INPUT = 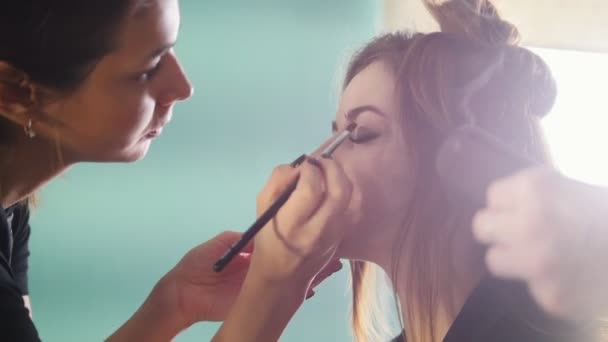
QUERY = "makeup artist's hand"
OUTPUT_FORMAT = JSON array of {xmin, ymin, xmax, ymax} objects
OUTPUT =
[
  {"xmin": 212, "ymin": 156, "xmax": 353, "ymax": 342},
  {"xmin": 108, "ymin": 230, "xmax": 342, "ymax": 342},
  {"xmin": 251, "ymin": 156, "xmax": 352, "ymax": 286},
  {"xmin": 161, "ymin": 229, "xmax": 342, "ymax": 325},
  {"xmin": 473, "ymin": 166, "xmax": 608, "ymax": 321},
  {"xmin": 107, "ymin": 231, "xmax": 251, "ymax": 342}
]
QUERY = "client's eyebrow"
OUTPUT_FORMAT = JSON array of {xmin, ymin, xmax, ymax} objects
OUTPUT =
[{"xmin": 332, "ymin": 105, "xmax": 386, "ymax": 132}]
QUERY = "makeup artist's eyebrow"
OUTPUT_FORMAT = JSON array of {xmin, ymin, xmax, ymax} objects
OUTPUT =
[
  {"xmin": 147, "ymin": 19, "xmax": 182, "ymax": 59},
  {"xmin": 345, "ymin": 105, "xmax": 386, "ymax": 120},
  {"xmin": 145, "ymin": 42, "xmax": 176, "ymax": 62}
]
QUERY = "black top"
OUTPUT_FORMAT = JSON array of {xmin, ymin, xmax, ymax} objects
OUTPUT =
[
  {"xmin": 393, "ymin": 276, "xmax": 592, "ymax": 342},
  {"xmin": 0, "ymin": 203, "xmax": 40, "ymax": 341}
]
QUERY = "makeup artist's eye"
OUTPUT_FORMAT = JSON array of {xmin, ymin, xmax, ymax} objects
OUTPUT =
[
  {"xmin": 349, "ymin": 126, "xmax": 380, "ymax": 144},
  {"xmin": 134, "ymin": 58, "xmax": 164, "ymax": 83},
  {"xmin": 136, "ymin": 64, "xmax": 161, "ymax": 82}
]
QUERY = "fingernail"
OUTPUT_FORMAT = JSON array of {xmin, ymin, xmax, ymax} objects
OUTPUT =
[
  {"xmin": 306, "ymin": 156, "xmax": 322, "ymax": 167},
  {"xmin": 306, "ymin": 290, "xmax": 315, "ymax": 300},
  {"xmin": 320, "ymin": 152, "xmax": 334, "ymax": 160},
  {"xmin": 290, "ymin": 154, "xmax": 306, "ymax": 168},
  {"xmin": 238, "ymin": 252, "xmax": 252, "ymax": 260},
  {"xmin": 332, "ymin": 262, "xmax": 343, "ymax": 273}
]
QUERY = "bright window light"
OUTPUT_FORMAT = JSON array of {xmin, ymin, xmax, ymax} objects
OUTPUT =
[{"xmin": 531, "ymin": 48, "xmax": 608, "ymax": 186}]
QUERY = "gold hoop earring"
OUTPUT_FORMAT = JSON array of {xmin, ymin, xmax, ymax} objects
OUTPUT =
[{"xmin": 24, "ymin": 118, "xmax": 36, "ymax": 138}]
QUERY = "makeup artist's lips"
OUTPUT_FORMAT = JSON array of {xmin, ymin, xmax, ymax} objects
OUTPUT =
[
  {"xmin": 146, "ymin": 123, "xmax": 167, "ymax": 138},
  {"xmin": 146, "ymin": 117, "xmax": 171, "ymax": 139},
  {"xmin": 145, "ymin": 128, "xmax": 162, "ymax": 138}
]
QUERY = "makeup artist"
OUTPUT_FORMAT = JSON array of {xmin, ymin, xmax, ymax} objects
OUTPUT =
[
  {"xmin": 0, "ymin": 1, "xmax": 341, "ymax": 341},
  {"xmin": 474, "ymin": 166, "xmax": 608, "ymax": 322}
]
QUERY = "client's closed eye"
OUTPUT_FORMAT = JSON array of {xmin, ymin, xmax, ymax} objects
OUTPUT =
[
  {"xmin": 332, "ymin": 121, "xmax": 380, "ymax": 144},
  {"xmin": 349, "ymin": 126, "xmax": 380, "ymax": 144}
]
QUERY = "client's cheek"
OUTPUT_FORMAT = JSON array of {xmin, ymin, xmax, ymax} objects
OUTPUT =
[{"xmin": 346, "ymin": 186, "xmax": 365, "ymax": 226}]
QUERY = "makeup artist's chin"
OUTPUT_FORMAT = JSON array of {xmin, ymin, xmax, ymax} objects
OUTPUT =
[{"xmin": 118, "ymin": 135, "xmax": 156, "ymax": 162}]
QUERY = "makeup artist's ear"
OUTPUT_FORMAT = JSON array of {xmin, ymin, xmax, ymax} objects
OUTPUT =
[
  {"xmin": 256, "ymin": 164, "xmax": 299, "ymax": 215},
  {"xmin": 0, "ymin": 62, "xmax": 37, "ymax": 126}
]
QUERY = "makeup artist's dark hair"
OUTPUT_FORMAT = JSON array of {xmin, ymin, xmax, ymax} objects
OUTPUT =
[
  {"xmin": 0, "ymin": 1, "xmax": 140, "ymax": 90},
  {"xmin": 0, "ymin": 0, "xmax": 154, "ymax": 90},
  {"xmin": 344, "ymin": 1, "xmax": 558, "ymax": 341},
  {"xmin": 0, "ymin": 0, "xmax": 152, "ymax": 141}
]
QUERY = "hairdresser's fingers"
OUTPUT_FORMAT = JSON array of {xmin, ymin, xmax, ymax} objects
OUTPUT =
[
  {"xmin": 256, "ymin": 164, "xmax": 299, "ymax": 216},
  {"xmin": 472, "ymin": 209, "xmax": 517, "ymax": 246},
  {"xmin": 485, "ymin": 176, "xmax": 519, "ymax": 210},
  {"xmin": 484, "ymin": 169, "xmax": 538, "ymax": 211},
  {"xmin": 485, "ymin": 167, "xmax": 556, "ymax": 211},
  {"xmin": 485, "ymin": 245, "xmax": 528, "ymax": 280},
  {"xmin": 276, "ymin": 157, "xmax": 327, "ymax": 230},
  {"xmin": 305, "ymin": 157, "xmax": 353, "ymax": 242},
  {"xmin": 488, "ymin": 238, "xmax": 562, "ymax": 283},
  {"xmin": 474, "ymin": 206, "xmax": 551, "ymax": 249}
]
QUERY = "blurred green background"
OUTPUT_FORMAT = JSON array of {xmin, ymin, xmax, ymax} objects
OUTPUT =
[{"xmin": 29, "ymin": 1, "xmax": 379, "ymax": 341}]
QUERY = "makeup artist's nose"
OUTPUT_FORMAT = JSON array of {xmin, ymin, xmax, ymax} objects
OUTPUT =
[
  {"xmin": 170, "ymin": 64, "xmax": 194, "ymax": 102},
  {"xmin": 159, "ymin": 54, "xmax": 194, "ymax": 107},
  {"xmin": 174, "ymin": 75, "xmax": 194, "ymax": 102}
]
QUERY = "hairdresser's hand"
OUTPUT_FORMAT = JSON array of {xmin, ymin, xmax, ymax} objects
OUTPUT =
[
  {"xmin": 473, "ymin": 166, "xmax": 608, "ymax": 321},
  {"xmin": 212, "ymin": 156, "xmax": 353, "ymax": 342}
]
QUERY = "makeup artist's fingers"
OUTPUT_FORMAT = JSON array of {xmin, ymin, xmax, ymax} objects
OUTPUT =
[
  {"xmin": 256, "ymin": 164, "xmax": 299, "ymax": 215},
  {"xmin": 278, "ymin": 157, "xmax": 326, "ymax": 228},
  {"xmin": 241, "ymin": 238, "xmax": 255, "ymax": 254},
  {"xmin": 305, "ymin": 157, "xmax": 353, "ymax": 242}
]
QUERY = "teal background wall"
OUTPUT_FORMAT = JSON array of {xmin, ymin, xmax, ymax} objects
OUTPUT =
[{"xmin": 29, "ymin": 1, "xmax": 379, "ymax": 341}]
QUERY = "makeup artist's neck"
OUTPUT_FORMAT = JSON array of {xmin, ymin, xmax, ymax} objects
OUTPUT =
[{"xmin": 0, "ymin": 137, "xmax": 72, "ymax": 208}]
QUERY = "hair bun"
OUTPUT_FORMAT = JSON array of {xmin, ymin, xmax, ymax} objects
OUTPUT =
[
  {"xmin": 425, "ymin": 0, "xmax": 520, "ymax": 46},
  {"xmin": 500, "ymin": 47, "xmax": 557, "ymax": 118}
]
